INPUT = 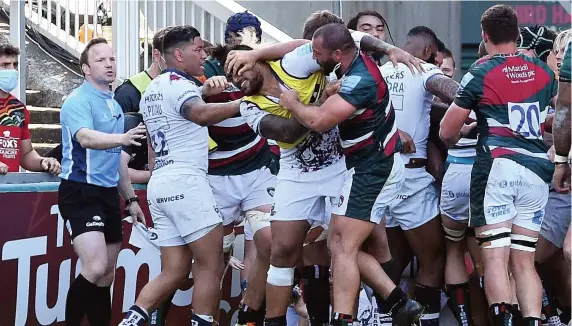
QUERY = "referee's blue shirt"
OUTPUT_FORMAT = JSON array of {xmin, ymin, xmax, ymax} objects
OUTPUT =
[{"xmin": 59, "ymin": 80, "xmax": 124, "ymax": 188}]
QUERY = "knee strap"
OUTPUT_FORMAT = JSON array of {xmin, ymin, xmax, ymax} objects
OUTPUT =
[
  {"xmin": 510, "ymin": 234, "xmax": 538, "ymax": 252},
  {"xmin": 267, "ymin": 265, "xmax": 295, "ymax": 287},
  {"xmin": 442, "ymin": 224, "xmax": 467, "ymax": 242},
  {"xmin": 222, "ymin": 231, "xmax": 236, "ymax": 254},
  {"xmin": 245, "ymin": 209, "xmax": 270, "ymax": 235},
  {"xmin": 476, "ymin": 228, "xmax": 511, "ymax": 249}
]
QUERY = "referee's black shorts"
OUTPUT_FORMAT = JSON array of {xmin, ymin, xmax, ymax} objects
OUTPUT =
[{"xmin": 58, "ymin": 179, "xmax": 123, "ymax": 243}]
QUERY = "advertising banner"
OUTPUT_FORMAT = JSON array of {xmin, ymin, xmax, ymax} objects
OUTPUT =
[{"xmin": 0, "ymin": 183, "xmax": 245, "ymax": 326}]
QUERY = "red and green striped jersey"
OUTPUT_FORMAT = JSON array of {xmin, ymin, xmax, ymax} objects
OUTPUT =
[
  {"xmin": 203, "ymin": 58, "xmax": 271, "ymax": 176},
  {"xmin": 336, "ymin": 52, "xmax": 401, "ymax": 168},
  {"xmin": 455, "ymin": 52, "xmax": 557, "ymax": 182}
]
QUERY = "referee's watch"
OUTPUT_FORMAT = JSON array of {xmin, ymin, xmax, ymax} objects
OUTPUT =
[{"xmin": 125, "ymin": 196, "xmax": 140, "ymax": 206}]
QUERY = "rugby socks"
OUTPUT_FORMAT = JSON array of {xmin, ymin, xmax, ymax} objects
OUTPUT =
[
  {"xmin": 512, "ymin": 304, "xmax": 524, "ymax": 325},
  {"xmin": 237, "ymin": 302, "xmax": 265, "ymax": 325},
  {"xmin": 149, "ymin": 293, "xmax": 175, "ymax": 326},
  {"xmin": 86, "ymin": 284, "xmax": 112, "ymax": 326},
  {"xmin": 522, "ymin": 317, "xmax": 543, "ymax": 325},
  {"xmin": 488, "ymin": 303, "xmax": 514, "ymax": 326},
  {"xmin": 540, "ymin": 287, "xmax": 562, "ymax": 326},
  {"xmin": 191, "ymin": 313, "xmax": 214, "ymax": 325},
  {"xmin": 65, "ymin": 274, "xmax": 98, "ymax": 325},
  {"xmin": 446, "ymin": 282, "xmax": 473, "ymax": 326},
  {"xmin": 330, "ymin": 312, "xmax": 354, "ymax": 325},
  {"xmin": 302, "ymin": 265, "xmax": 331, "ymax": 325},
  {"xmin": 119, "ymin": 305, "xmax": 149, "ymax": 326},
  {"xmin": 381, "ymin": 259, "xmax": 402, "ymax": 284},
  {"xmin": 264, "ymin": 315, "xmax": 287, "ymax": 326},
  {"xmin": 560, "ymin": 308, "xmax": 571, "ymax": 324},
  {"xmin": 415, "ymin": 284, "xmax": 441, "ymax": 325}
]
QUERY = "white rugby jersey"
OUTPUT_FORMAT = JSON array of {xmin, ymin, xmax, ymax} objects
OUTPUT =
[
  {"xmin": 140, "ymin": 69, "xmax": 208, "ymax": 177},
  {"xmin": 379, "ymin": 62, "xmax": 443, "ymax": 161},
  {"xmin": 448, "ymin": 111, "xmax": 478, "ymax": 158}
]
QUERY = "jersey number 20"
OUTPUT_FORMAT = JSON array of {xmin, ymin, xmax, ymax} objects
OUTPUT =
[{"xmin": 508, "ymin": 101, "xmax": 543, "ymax": 139}]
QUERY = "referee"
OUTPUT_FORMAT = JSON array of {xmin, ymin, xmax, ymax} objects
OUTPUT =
[{"xmin": 58, "ymin": 38, "xmax": 147, "ymax": 326}]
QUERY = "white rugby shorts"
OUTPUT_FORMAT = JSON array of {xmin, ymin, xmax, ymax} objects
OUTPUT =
[
  {"xmin": 146, "ymin": 174, "xmax": 222, "ymax": 246},
  {"xmin": 470, "ymin": 158, "xmax": 549, "ymax": 232},
  {"xmin": 385, "ymin": 167, "xmax": 439, "ymax": 230},
  {"xmin": 440, "ymin": 163, "xmax": 472, "ymax": 222},
  {"xmin": 209, "ymin": 166, "xmax": 276, "ymax": 226},
  {"xmin": 270, "ymin": 159, "xmax": 346, "ymax": 225}
]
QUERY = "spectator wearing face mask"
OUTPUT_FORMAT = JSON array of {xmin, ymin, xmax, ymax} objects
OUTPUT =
[{"xmin": 0, "ymin": 41, "xmax": 61, "ymax": 175}]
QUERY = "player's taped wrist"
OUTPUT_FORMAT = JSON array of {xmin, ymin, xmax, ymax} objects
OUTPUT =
[{"xmin": 554, "ymin": 154, "xmax": 569, "ymax": 164}]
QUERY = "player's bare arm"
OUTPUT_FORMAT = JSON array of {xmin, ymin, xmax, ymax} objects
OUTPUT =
[
  {"xmin": 425, "ymin": 75, "xmax": 460, "ymax": 104},
  {"xmin": 359, "ymin": 34, "xmax": 425, "ymax": 74},
  {"xmin": 258, "ymin": 114, "xmax": 308, "ymax": 144},
  {"xmin": 181, "ymin": 97, "xmax": 240, "ymax": 126},
  {"xmin": 553, "ymin": 81, "xmax": 571, "ymax": 157},
  {"xmin": 227, "ymin": 33, "xmax": 423, "ymax": 76},
  {"xmin": 552, "ymin": 80, "xmax": 571, "ymax": 193},
  {"xmin": 439, "ymin": 103, "xmax": 473, "ymax": 147},
  {"xmin": 430, "ymin": 101, "xmax": 450, "ymax": 119},
  {"xmin": 226, "ymin": 39, "xmax": 309, "ymax": 75},
  {"xmin": 281, "ymin": 90, "xmax": 356, "ymax": 133}
]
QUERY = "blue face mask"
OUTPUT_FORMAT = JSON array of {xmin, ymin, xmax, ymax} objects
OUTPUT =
[{"xmin": 0, "ymin": 69, "xmax": 18, "ymax": 93}]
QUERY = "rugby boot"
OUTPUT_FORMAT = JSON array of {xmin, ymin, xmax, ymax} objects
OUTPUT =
[
  {"xmin": 118, "ymin": 305, "xmax": 149, "ymax": 326},
  {"xmin": 191, "ymin": 314, "xmax": 214, "ymax": 326},
  {"xmin": 391, "ymin": 299, "xmax": 424, "ymax": 326}
]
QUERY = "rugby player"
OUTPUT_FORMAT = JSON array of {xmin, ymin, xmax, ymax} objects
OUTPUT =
[
  {"xmin": 347, "ymin": 10, "xmax": 393, "ymax": 65},
  {"xmin": 225, "ymin": 23, "xmax": 424, "ymax": 326},
  {"xmin": 436, "ymin": 47, "xmax": 483, "ymax": 326},
  {"xmin": 378, "ymin": 25, "xmax": 462, "ymax": 326},
  {"xmin": 276, "ymin": 23, "xmax": 424, "ymax": 325},
  {"xmin": 118, "ymin": 25, "xmax": 241, "ymax": 326},
  {"xmin": 440, "ymin": 5, "xmax": 558, "ymax": 325},
  {"xmin": 516, "ymin": 25, "xmax": 558, "ymax": 63},
  {"xmin": 201, "ymin": 13, "xmax": 277, "ymax": 326}
]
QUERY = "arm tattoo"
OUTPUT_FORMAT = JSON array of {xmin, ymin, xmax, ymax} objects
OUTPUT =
[
  {"xmin": 553, "ymin": 82, "xmax": 571, "ymax": 156},
  {"xmin": 259, "ymin": 115, "xmax": 308, "ymax": 144},
  {"xmin": 180, "ymin": 97, "xmax": 204, "ymax": 120},
  {"xmin": 359, "ymin": 34, "xmax": 394, "ymax": 55},
  {"xmin": 426, "ymin": 75, "xmax": 460, "ymax": 104}
]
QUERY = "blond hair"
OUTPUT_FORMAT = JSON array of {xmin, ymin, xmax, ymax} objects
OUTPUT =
[{"xmin": 554, "ymin": 29, "xmax": 572, "ymax": 54}]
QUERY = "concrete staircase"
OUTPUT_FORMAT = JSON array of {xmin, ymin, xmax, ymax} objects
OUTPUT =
[{"xmin": 26, "ymin": 91, "xmax": 61, "ymax": 156}]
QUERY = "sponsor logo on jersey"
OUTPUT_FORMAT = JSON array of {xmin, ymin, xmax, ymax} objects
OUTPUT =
[
  {"xmin": 156, "ymin": 194, "xmax": 185, "ymax": 204},
  {"xmin": 502, "ymin": 64, "xmax": 536, "ymax": 83}
]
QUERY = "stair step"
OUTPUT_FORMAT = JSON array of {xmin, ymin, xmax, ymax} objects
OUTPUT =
[
  {"xmin": 28, "ymin": 106, "xmax": 60, "ymax": 124},
  {"xmin": 33, "ymin": 143, "xmax": 59, "ymax": 156},
  {"xmin": 26, "ymin": 89, "xmax": 42, "ymax": 107},
  {"xmin": 29, "ymin": 124, "xmax": 61, "ymax": 144}
]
